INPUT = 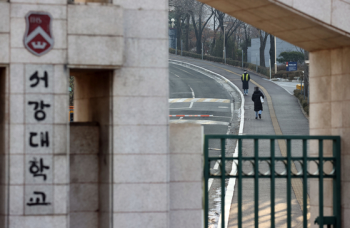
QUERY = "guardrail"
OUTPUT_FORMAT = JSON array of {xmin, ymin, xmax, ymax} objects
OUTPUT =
[{"xmin": 204, "ymin": 135, "xmax": 341, "ymax": 228}]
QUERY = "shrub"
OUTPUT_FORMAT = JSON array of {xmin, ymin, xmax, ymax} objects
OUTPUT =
[
  {"xmin": 301, "ymin": 100, "xmax": 308, "ymax": 108},
  {"xmin": 294, "ymin": 89, "xmax": 301, "ymax": 97},
  {"xmin": 294, "ymin": 89, "xmax": 309, "ymax": 116}
]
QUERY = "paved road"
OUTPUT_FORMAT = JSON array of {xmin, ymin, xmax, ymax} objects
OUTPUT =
[
  {"xmin": 268, "ymin": 80, "xmax": 300, "ymax": 95},
  {"xmin": 169, "ymin": 54, "xmax": 310, "ymax": 228},
  {"xmin": 169, "ymin": 63, "xmax": 242, "ymax": 226},
  {"xmin": 169, "ymin": 63, "xmax": 232, "ymax": 136}
]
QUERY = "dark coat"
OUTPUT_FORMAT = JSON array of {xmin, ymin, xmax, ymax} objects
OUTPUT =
[
  {"xmin": 251, "ymin": 90, "xmax": 264, "ymax": 111},
  {"xmin": 241, "ymin": 73, "xmax": 250, "ymax": 89}
]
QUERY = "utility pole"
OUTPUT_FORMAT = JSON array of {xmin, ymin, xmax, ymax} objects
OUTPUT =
[
  {"xmin": 269, "ymin": 59, "xmax": 271, "ymax": 80},
  {"xmin": 202, "ymin": 43, "xmax": 203, "ymax": 60},
  {"xmin": 175, "ymin": 38, "xmax": 177, "ymax": 55},
  {"xmin": 223, "ymin": 25, "xmax": 226, "ymax": 64},
  {"xmin": 256, "ymin": 53, "xmax": 258, "ymax": 72},
  {"xmin": 242, "ymin": 49, "xmax": 243, "ymax": 68},
  {"xmin": 274, "ymin": 36, "xmax": 277, "ymax": 73}
]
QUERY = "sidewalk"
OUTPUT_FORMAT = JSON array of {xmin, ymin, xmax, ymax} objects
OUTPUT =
[{"xmin": 169, "ymin": 54, "xmax": 309, "ymax": 227}]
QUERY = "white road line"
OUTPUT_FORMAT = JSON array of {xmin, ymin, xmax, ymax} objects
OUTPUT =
[
  {"xmin": 169, "ymin": 120, "xmax": 229, "ymax": 126},
  {"xmin": 169, "ymin": 60, "xmax": 245, "ymax": 228},
  {"xmin": 174, "ymin": 73, "xmax": 180, "ymax": 78},
  {"xmin": 169, "ymin": 98, "xmax": 231, "ymax": 103},
  {"xmin": 189, "ymin": 86, "xmax": 195, "ymax": 108}
]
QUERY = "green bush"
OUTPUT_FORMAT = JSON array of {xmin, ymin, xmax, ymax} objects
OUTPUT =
[
  {"xmin": 293, "ymin": 89, "xmax": 309, "ymax": 116},
  {"xmin": 294, "ymin": 89, "xmax": 301, "ymax": 97},
  {"xmin": 301, "ymin": 100, "xmax": 308, "ymax": 108},
  {"xmin": 272, "ymin": 70, "xmax": 303, "ymax": 79}
]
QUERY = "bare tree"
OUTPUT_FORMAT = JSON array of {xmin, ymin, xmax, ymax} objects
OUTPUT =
[
  {"xmin": 241, "ymin": 23, "xmax": 251, "ymax": 62},
  {"xmin": 214, "ymin": 10, "xmax": 242, "ymax": 46},
  {"xmin": 258, "ymin": 29, "xmax": 269, "ymax": 67},
  {"xmin": 172, "ymin": 0, "xmax": 195, "ymax": 50},
  {"xmin": 189, "ymin": 2, "xmax": 214, "ymax": 54}
]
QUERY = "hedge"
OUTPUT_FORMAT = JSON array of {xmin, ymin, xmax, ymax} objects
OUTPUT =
[
  {"xmin": 169, "ymin": 48, "xmax": 271, "ymax": 77},
  {"xmin": 294, "ymin": 89, "xmax": 309, "ymax": 116}
]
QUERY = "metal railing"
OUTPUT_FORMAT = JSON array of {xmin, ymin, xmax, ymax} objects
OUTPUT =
[{"xmin": 204, "ymin": 135, "xmax": 341, "ymax": 228}]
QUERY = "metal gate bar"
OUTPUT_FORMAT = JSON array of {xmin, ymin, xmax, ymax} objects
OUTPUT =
[{"xmin": 204, "ymin": 135, "xmax": 341, "ymax": 228}]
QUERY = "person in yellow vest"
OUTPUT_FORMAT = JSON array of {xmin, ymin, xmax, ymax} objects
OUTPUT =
[{"xmin": 241, "ymin": 70, "xmax": 250, "ymax": 95}]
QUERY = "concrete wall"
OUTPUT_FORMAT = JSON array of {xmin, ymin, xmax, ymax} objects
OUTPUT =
[
  {"xmin": 248, "ymin": 37, "xmax": 298, "ymax": 66},
  {"xmin": 169, "ymin": 124, "xmax": 203, "ymax": 228},
  {"xmin": 0, "ymin": 0, "xmax": 203, "ymax": 227},
  {"xmin": 0, "ymin": 67, "xmax": 8, "ymax": 228},
  {"xmin": 72, "ymin": 70, "xmax": 113, "ymax": 228},
  {"xmin": 69, "ymin": 122, "xmax": 100, "ymax": 228},
  {"xmin": 111, "ymin": 1, "xmax": 169, "ymax": 227},
  {"xmin": 309, "ymin": 48, "xmax": 350, "ymax": 227}
]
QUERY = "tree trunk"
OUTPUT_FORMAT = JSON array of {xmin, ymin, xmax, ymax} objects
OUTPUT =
[
  {"xmin": 243, "ymin": 47, "xmax": 248, "ymax": 62},
  {"xmin": 260, "ymin": 44, "xmax": 266, "ymax": 67},
  {"xmin": 259, "ymin": 31, "xmax": 268, "ymax": 67},
  {"xmin": 269, "ymin": 34, "xmax": 275, "ymax": 68},
  {"xmin": 176, "ymin": 17, "xmax": 182, "ymax": 51},
  {"xmin": 185, "ymin": 15, "xmax": 189, "ymax": 51}
]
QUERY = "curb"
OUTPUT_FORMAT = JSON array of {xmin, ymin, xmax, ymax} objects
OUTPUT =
[{"xmin": 295, "ymin": 96, "xmax": 309, "ymax": 121}]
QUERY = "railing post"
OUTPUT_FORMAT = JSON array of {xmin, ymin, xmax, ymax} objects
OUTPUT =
[
  {"xmin": 204, "ymin": 136, "xmax": 209, "ymax": 228},
  {"xmin": 254, "ymin": 139, "xmax": 259, "ymax": 228},
  {"xmin": 270, "ymin": 139, "xmax": 275, "ymax": 228},
  {"xmin": 287, "ymin": 139, "xmax": 292, "ymax": 228},
  {"xmin": 334, "ymin": 138, "xmax": 341, "ymax": 227},
  {"xmin": 221, "ymin": 138, "xmax": 226, "ymax": 228},
  {"xmin": 303, "ymin": 139, "xmax": 308, "ymax": 228},
  {"xmin": 319, "ymin": 140, "xmax": 324, "ymax": 228},
  {"xmin": 238, "ymin": 139, "xmax": 243, "ymax": 228}
]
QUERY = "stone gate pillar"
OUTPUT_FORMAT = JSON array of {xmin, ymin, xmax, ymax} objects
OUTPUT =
[{"xmin": 0, "ymin": 0, "xmax": 174, "ymax": 227}]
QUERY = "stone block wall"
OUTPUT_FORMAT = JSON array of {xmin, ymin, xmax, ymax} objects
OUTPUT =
[
  {"xmin": 169, "ymin": 124, "xmax": 203, "ymax": 228},
  {"xmin": 0, "ymin": 0, "xmax": 206, "ymax": 227},
  {"xmin": 309, "ymin": 48, "xmax": 350, "ymax": 227},
  {"xmin": 70, "ymin": 122, "xmax": 99, "ymax": 228}
]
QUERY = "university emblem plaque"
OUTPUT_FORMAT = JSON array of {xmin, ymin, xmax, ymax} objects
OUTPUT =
[{"xmin": 24, "ymin": 12, "xmax": 54, "ymax": 56}]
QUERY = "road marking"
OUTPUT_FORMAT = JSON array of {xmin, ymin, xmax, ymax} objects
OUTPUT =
[
  {"xmin": 195, "ymin": 61, "xmax": 309, "ymax": 227},
  {"xmin": 170, "ymin": 60, "xmax": 246, "ymax": 228},
  {"xmin": 172, "ymin": 65, "xmax": 193, "ymax": 75},
  {"xmin": 218, "ymin": 106, "xmax": 229, "ymax": 109},
  {"xmin": 169, "ymin": 115, "xmax": 213, "ymax": 117},
  {"xmin": 169, "ymin": 120, "xmax": 229, "ymax": 126},
  {"xmin": 189, "ymin": 86, "xmax": 195, "ymax": 108},
  {"xmin": 169, "ymin": 98, "xmax": 230, "ymax": 103}
]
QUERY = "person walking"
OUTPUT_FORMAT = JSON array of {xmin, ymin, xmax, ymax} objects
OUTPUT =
[
  {"xmin": 241, "ymin": 69, "xmax": 250, "ymax": 95},
  {"xmin": 251, "ymin": 87, "xmax": 264, "ymax": 119}
]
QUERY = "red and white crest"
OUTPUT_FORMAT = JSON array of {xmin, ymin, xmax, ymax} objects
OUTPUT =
[{"xmin": 24, "ymin": 12, "xmax": 54, "ymax": 56}]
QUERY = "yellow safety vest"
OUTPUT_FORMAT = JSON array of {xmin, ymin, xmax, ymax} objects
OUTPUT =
[{"xmin": 242, "ymin": 73, "xmax": 249, "ymax": 81}]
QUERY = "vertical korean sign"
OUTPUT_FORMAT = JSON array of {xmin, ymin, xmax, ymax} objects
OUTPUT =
[{"xmin": 23, "ymin": 12, "xmax": 54, "ymax": 215}]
